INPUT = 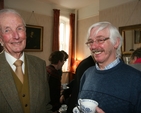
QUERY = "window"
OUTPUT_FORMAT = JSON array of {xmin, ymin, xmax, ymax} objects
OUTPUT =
[{"xmin": 59, "ymin": 16, "xmax": 70, "ymax": 72}]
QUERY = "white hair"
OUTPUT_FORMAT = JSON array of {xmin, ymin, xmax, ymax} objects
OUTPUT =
[
  {"xmin": 0, "ymin": 8, "xmax": 26, "ymax": 26},
  {"xmin": 87, "ymin": 21, "xmax": 123, "ymax": 58}
]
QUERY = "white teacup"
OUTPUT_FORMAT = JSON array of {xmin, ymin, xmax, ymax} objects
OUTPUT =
[
  {"xmin": 78, "ymin": 99, "xmax": 98, "ymax": 113},
  {"xmin": 73, "ymin": 106, "xmax": 80, "ymax": 113}
]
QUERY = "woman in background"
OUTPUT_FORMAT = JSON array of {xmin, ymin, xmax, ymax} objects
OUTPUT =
[
  {"xmin": 129, "ymin": 47, "xmax": 141, "ymax": 71},
  {"xmin": 46, "ymin": 50, "xmax": 68, "ymax": 112}
]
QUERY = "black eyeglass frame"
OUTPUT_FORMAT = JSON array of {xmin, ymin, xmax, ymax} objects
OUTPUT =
[{"xmin": 85, "ymin": 37, "xmax": 110, "ymax": 47}]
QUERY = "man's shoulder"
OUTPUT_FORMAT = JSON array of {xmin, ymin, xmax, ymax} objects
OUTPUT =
[
  {"xmin": 129, "ymin": 63, "xmax": 141, "ymax": 71},
  {"xmin": 120, "ymin": 63, "xmax": 141, "ymax": 79},
  {"xmin": 25, "ymin": 53, "xmax": 45, "ymax": 64}
]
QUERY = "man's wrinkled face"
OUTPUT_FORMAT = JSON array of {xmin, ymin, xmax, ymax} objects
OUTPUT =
[
  {"xmin": 87, "ymin": 27, "xmax": 119, "ymax": 67},
  {"xmin": 0, "ymin": 12, "xmax": 26, "ymax": 56}
]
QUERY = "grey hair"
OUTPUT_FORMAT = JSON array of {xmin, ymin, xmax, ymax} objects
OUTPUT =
[
  {"xmin": 87, "ymin": 21, "xmax": 123, "ymax": 58},
  {"xmin": 0, "ymin": 9, "xmax": 26, "ymax": 26}
]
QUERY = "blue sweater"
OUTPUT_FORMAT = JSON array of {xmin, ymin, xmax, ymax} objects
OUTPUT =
[{"xmin": 78, "ymin": 61, "xmax": 141, "ymax": 113}]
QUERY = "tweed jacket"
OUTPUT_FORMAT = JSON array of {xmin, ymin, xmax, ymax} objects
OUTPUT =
[{"xmin": 0, "ymin": 52, "xmax": 52, "ymax": 113}]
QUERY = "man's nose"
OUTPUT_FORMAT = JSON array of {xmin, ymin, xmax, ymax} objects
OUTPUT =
[
  {"xmin": 89, "ymin": 42, "xmax": 99, "ymax": 49},
  {"xmin": 13, "ymin": 31, "xmax": 20, "ymax": 39}
]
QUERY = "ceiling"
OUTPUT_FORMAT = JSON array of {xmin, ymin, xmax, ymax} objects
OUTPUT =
[{"xmin": 39, "ymin": 0, "xmax": 97, "ymax": 9}]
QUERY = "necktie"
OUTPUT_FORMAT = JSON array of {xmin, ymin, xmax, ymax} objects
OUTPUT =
[{"xmin": 14, "ymin": 60, "xmax": 24, "ymax": 83}]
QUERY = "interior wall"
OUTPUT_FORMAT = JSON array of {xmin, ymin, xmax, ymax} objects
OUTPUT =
[
  {"xmin": 77, "ymin": 16, "xmax": 99, "ymax": 60},
  {"xmin": 76, "ymin": 0, "xmax": 99, "ymax": 61},
  {"xmin": 99, "ymin": 0, "xmax": 141, "ymax": 27},
  {"xmin": 99, "ymin": 0, "xmax": 134, "ymax": 11},
  {"xmin": 78, "ymin": 0, "xmax": 99, "ymax": 20}
]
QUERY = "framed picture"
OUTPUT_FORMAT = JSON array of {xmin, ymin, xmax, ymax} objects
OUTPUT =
[
  {"xmin": 24, "ymin": 24, "xmax": 43, "ymax": 52},
  {"xmin": 119, "ymin": 24, "xmax": 141, "ymax": 53},
  {"xmin": 122, "ymin": 52, "xmax": 132, "ymax": 65},
  {"xmin": 134, "ymin": 30, "xmax": 141, "ymax": 44}
]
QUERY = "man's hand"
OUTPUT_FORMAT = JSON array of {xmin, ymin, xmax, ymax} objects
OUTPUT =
[{"xmin": 96, "ymin": 106, "xmax": 105, "ymax": 113}]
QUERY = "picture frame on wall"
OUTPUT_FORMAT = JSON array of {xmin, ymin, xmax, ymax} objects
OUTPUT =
[
  {"xmin": 122, "ymin": 52, "xmax": 132, "ymax": 65},
  {"xmin": 119, "ymin": 24, "xmax": 141, "ymax": 54},
  {"xmin": 134, "ymin": 29, "xmax": 141, "ymax": 44},
  {"xmin": 24, "ymin": 24, "xmax": 43, "ymax": 52}
]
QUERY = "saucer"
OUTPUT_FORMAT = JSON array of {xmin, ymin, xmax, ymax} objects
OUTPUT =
[
  {"xmin": 73, "ymin": 106, "xmax": 80, "ymax": 113},
  {"xmin": 63, "ymin": 86, "xmax": 69, "ymax": 90}
]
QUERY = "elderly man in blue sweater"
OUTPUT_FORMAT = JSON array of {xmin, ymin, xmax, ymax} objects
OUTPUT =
[{"xmin": 78, "ymin": 22, "xmax": 141, "ymax": 113}]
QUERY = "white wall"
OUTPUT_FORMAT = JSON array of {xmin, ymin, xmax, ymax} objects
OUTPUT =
[
  {"xmin": 78, "ymin": 0, "xmax": 99, "ymax": 20},
  {"xmin": 4, "ymin": 0, "xmax": 74, "ymax": 17},
  {"xmin": 77, "ymin": 0, "xmax": 135, "ymax": 20},
  {"xmin": 99, "ymin": 0, "xmax": 135, "ymax": 10}
]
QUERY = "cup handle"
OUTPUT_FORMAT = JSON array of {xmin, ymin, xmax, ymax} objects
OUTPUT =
[{"xmin": 78, "ymin": 99, "xmax": 82, "ymax": 105}]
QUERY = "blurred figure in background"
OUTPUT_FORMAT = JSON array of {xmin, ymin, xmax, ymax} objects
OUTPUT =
[
  {"xmin": 61, "ymin": 50, "xmax": 69, "ymax": 62},
  {"xmin": 60, "ymin": 79, "xmax": 74, "ymax": 105},
  {"xmin": 129, "ymin": 47, "xmax": 141, "ymax": 71},
  {"xmin": 58, "ymin": 50, "xmax": 69, "ymax": 76},
  {"xmin": 67, "ymin": 55, "xmax": 95, "ymax": 113},
  {"xmin": 46, "ymin": 50, "xmax": 68, "ymax": 112}
]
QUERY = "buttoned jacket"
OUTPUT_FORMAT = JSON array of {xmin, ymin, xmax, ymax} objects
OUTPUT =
[{"xmin": 0, "ymin": 52, "xmax": 52, "ymax": 113}]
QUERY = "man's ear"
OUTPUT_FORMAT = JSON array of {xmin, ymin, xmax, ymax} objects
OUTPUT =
[{"xmin": 114, "ymin": 38, "xmax": 120, "ymax": 49}]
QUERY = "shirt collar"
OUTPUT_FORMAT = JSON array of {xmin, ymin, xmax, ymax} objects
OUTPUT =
[
  {"xmin": 5, "ymin": 51, "xmax": 25, "ymax": 67},
  {"xmin": 96, "ymin": 58, "xmax": 120, "ymax": 70}
]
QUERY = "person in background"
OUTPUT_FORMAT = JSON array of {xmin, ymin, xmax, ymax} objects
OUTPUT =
[
  {"xmin": 61, "ymin": 50, "xmax": 69, "ymax": 61},
  {"xmin": 78, "ymin": 22, "xmax": 141, "ymax": 113},
  {"xmin": 66, "ymin": 55, "xmax": 95, "ymax": 113},
  {"xmin": 0, "ymin": 9, "xmax": 52, "ymax": 113},
  {"xmin": 58, "ymin": 50, "xmax": 69, "ymax": 76},
  {"xmin": 46, "ymin": 50, "xmax": 68, "ymax": 112},
  {"xmin": 129, "ymin": 47, "xmax": 141, "ymax": 71},
  {"xmin": 60, "ymin": 79, "xmax": 75, "ymax": 105}
]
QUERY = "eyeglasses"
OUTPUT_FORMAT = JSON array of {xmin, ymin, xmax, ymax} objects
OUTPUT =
[{"xmin": 85, "ymin": 37, "xmax": 110, "ymax": 47}]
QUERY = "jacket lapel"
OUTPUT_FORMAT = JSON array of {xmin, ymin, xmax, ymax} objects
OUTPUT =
[
  {"xmin": 0, "ymin": 52, "xmax": 23, "ymax": 113},
  {"xmin": 25, "ymin": 55, "xmax": 40, "ymax": 113}
]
